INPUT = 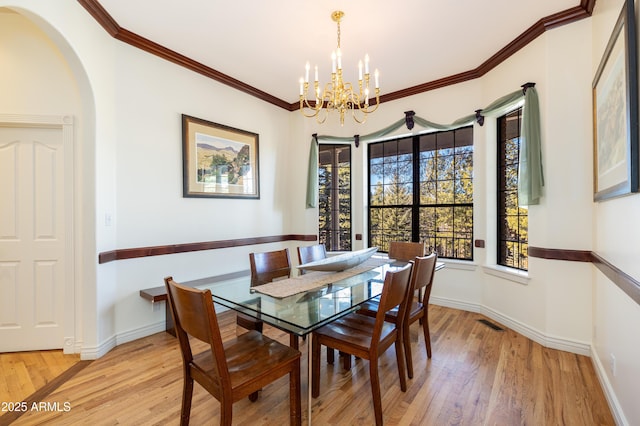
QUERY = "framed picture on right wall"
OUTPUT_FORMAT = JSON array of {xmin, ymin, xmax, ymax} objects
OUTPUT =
[{"xmin": 592, "ymin": 0, "xmax": 639, "ymax": 201}]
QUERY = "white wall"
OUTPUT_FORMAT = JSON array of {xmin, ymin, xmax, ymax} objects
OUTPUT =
[{"xmin": 110, "ymin": 39, "xmax": 296, "ymax": 343}]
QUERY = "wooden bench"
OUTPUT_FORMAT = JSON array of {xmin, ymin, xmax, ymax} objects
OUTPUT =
[{"xmin": 140, "ymin": 270, "xmax": 251, "ymax": 336}]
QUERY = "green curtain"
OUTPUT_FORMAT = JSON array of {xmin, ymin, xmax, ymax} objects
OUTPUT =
[
  {"xmin": 305, "ymin": 84, "xmax": 544, "ymax": 207},
  {"xmin": 518, "ymin": 87, "xmax": 544, "ymax": 206},
  {"xmin": 306, "ymin": 137, "xmax": 318, "ymax": 208}
]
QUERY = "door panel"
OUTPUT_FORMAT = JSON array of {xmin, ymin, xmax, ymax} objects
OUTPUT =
[{"xmin": 0, "ymin": 126, "xmax": 67, "ymax": 352}]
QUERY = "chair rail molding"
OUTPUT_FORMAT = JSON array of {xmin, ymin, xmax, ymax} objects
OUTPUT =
[{"xmin": 98, "ymin": 234, "xmax": 317, "ymax": 264}]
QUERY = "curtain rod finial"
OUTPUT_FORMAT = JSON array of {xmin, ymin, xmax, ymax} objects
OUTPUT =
[
  {"xmin": 404, "ymin": 110, "xmax": 416, "ymax": 130},
  {"xmin": 521, "ymin": 82, "xmax": 536, "ymax": 94}
]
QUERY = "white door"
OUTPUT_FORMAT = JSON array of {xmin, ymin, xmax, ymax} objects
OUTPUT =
[{"xmin": 0, "ymin": 120, "xmax": 72, "ymax": 352}]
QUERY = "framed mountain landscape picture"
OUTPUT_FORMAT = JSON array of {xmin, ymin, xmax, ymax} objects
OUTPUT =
[{"xmin": 182, "ymin": 114, "xmax": 260, "ymax": 199}]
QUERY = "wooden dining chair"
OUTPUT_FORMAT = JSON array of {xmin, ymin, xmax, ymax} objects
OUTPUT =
[
  {"xmin": 236, "ymin": 248, "xmax": 291, "ymax": 339},
  {"xmin": 164, "ymin": 277, "xmax": 301, "ymax": 426},
  {"xmin": 357, "ymin": 253, "xmax": 438, "ymax": 379},
  {"xmin": 311, "ymin": 263, "xmax": 413, "ymax": 426},
  {"xmin": 296, "ymin": 243, "xmax": 327, "ymax": 273}
]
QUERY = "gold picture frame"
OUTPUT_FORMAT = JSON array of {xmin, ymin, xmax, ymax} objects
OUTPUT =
[{"xmin": 182, "ymin": 114, "xmax": 260, "ymax": 199}]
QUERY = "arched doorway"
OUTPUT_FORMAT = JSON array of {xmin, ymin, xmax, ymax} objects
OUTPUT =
[{"xmin": 0, "ymin": 6, "xmax": 96, "ymax": 354}]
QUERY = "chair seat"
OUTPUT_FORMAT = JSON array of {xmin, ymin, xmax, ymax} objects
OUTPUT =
[
  {"xmin": 192, "ymin": 330, "xmax": 300, "ymax": 401},
  {"xmin": 358, "ymin": 299, "xmax": 400, "ymax": 322},
  {"xmin": 314, "ymin": 313, "xmax": 397, "ymax": 355},
  {"xmin": 361, "ymin": 296, "xmax": 424, "ymax": 318}
]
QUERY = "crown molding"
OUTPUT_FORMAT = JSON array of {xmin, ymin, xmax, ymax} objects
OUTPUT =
[
  {"xmin": 376, "ymin": 4, "xmax": 593, "ymax": 104},
  {"xmin": 76, "ymin": 0, "xmax": 291, "ymax": 110},
  {"xmin": 77, "ymin": 0, "xmax": 596, "ymax": 111}
]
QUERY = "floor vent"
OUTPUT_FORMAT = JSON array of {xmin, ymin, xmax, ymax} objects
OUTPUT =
[{"xmin": 478, "ymin": 319, "xmax": 505, "ymax": 331}]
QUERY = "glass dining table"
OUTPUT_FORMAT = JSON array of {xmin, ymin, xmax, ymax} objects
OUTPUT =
[{"xmin": 196, "ymin": 259, "xmax": 410, "ymax": 424}]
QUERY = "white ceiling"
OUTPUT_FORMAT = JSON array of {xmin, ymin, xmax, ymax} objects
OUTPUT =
[{"xmin": 99, "ymin": 0, "xmax": 579, "ymax": 104}]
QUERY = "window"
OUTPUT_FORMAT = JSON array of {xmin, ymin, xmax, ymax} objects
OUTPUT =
[
  {"xmin": 318, "ymin": 144, "xmax": 351, "ymax": 251},
  {"xmin": 497, "ymin": 107, "xmax": 528, "ymax": 270},
  {"xmin": 368, "ymin": 127, "xmax": 473, "ymax": 260}
]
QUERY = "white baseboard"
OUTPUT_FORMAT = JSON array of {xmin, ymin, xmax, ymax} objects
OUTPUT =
[
  {"xmin": 115, "ymin": 321, "xmax": 167, "ymax": 346},
  {"xmin": 591, "ymin": 347, "xmax": 628, "ymax": 426},
  {"xmin": 430, "ymin": 295, "xmax": 481, "ymax": 314},
  {"xmin": 430, "ymin": 296, "xmax": 591, "ymax": 356},
  {"xmin": 80, "ymin": 335, "xmax": 116, "ymax": 360},
  {"xmin": 79, "ymin": 320, "xmax": 166, "ymax": 360}
]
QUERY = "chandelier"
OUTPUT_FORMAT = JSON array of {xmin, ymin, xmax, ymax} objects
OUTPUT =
[{"xmin": 299, "ymin": 10, "xmax": 380, "ymax": 125}]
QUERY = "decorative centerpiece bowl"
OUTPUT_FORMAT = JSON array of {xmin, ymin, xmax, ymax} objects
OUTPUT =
[{"xmin": 297, "ymin": 247, "xmax": 379, "ymax": 272}]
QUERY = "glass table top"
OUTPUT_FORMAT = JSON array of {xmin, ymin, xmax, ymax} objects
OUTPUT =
[{"xmin": 197, "ymin": 261, "xmax": 410, "ymax": 336}]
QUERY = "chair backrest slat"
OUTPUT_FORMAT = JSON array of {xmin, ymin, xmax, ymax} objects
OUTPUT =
[
  {"xmin": 388, "ymin": 241, "xmax": 424, "ymax": 262},
  {"xmin": 297, "ymin": 244, "xmax": 327, "ymax": 265},
  {"xmin": 411, "ymin": 253, "xmax": 437, "ymax": 295},
  {"xmin": 405, "ymin": 253, "xmax": 437, "ymax": 321},
  {"xmin": 250, "ymin": 248, "xmax": 291, "ymax": 286}
]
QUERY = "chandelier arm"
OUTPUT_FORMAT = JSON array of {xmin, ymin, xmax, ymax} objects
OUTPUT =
[
  {"xmin": 350, "ymin": 109, "xmax": 367, "ymax": 124},
  {"xmin": 302, "ymin": 96, "xmax": 321, "ymax": 111},
  {"xmin": 300, "ymin": 108, "xmax": 322, "ymax": 119},
  {"xmin": 300, "ymin": 99, "xmax": 324, "ymax": 118},
  {"xmin": 315, "ymin": 108, "xmax": 329, "ymax": 124}
]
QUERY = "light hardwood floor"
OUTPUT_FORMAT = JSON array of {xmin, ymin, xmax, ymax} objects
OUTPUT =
[{"xmin": 0, "ymin": 305, "xmax": 614, "ymax": 425}]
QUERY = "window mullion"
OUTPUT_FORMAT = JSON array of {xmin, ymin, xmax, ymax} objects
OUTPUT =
[{"xmin": 412, "ymin": 135, "xmax": 420, "ymax": 242}]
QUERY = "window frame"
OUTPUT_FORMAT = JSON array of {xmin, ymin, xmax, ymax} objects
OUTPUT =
[
  {"xmin": 367, "ymin": 126, "xmax": 474, "ymax": 260},
  {"xmin": 496, "ymin": 107, "xmax": 528, "ymax": 271},
  {"xmin": 318, "ymin": 143, "xmax": 352, "ymax": 251}
]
